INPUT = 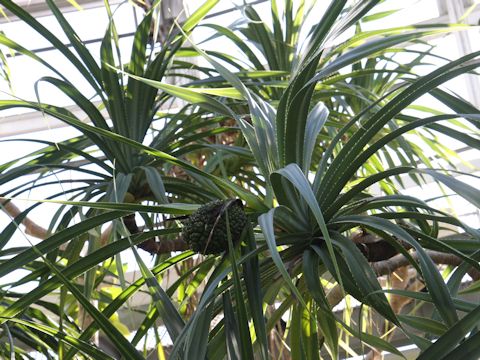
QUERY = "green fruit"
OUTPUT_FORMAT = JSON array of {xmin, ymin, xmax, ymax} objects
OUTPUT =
[{"xmin": 182, "ymin": 199, "xmax": 247, "ymax": 255}]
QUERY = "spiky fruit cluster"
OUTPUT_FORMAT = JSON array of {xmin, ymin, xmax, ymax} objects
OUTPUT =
[{"xmin": 182, "ymin": 200, "xmax": 247, "ymax": 255}]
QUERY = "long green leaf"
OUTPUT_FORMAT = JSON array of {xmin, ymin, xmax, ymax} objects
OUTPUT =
[
  {"xmin": 258, "ymin": 208, "xmax": 307, "ymax": 307},
  {"xmin": 272, "ymin": 164, "xmax": 343, "ymax": 290},
  {"xmin": 417, "ymin": 303, "xmax": 480, "ymax": 360},
  {"xmin": 0, "ymin": 211, "xmax": 125, "ymax": 279},
  {"xmin": 333, "ymin": 215, "xmax": 458, "ymax": 326},
  {"xmin": 302, "ymin": 249, "xmax": 338, "ymax": 359},
  {"xmin": 0, "ymin": 318, "xmax": 113, "ymax": 360}
]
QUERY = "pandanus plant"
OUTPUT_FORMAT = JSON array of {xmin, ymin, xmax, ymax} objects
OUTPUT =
[
  {"xmin": 136, "ymin": 1, "xmax": 480, "ymax": 358},
  {"xmin": 0, "ymin": 0, "xmax": 479, "ymax": 359},
  {"xmin": 0, "ymin": 0, "xmax": 252, "ymax": 357}
]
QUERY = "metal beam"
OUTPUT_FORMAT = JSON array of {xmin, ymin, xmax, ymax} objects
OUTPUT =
[
  {"xmin": 444, "ymin": 0, "xmax": 480, "ymax": 108},
  {"xmin": 0, "ymin": 102, "xmax": 108, "ymax": 137},
  {"xmin": 0, "ymin": 0, "xmax": 122, "ymax": 23}
]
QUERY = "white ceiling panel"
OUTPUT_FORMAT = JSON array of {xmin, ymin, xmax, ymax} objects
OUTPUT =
[{"xmin": 0, "ymin": 0, "xmax": 122, "ymax": 22}]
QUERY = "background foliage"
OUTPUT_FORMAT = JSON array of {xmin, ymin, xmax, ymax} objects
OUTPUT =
[{"xmin": 0, "ymin": 0, "xmax": 479, "ymax": 359}]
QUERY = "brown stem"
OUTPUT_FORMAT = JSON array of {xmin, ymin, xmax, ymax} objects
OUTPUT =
[
  {"xmin": 353, "ymin": 230, "xmax": 412, "ymax": 262},
  {"xmin": 123, "ymin": 214, "xmax": 189, "ymax": 254},
  {"xmin": 0, "ymin": 198, "xmax": 48, "ymax": 239},
  {"xmin": 3, "ymin": 198, "xmax": 477, "ymax": 273},
  {"xmin": 137, "ymin": 237, "xmax": 189, "ymax": 254},
  {"xmin": 356, "ymin": 241, "xmax": 400, "ymax": 262},
  {"xmin": 372, "ymin": 250, "xmax": 480, "ymax": 280},
  {"xmin": 326, "ymin": 284, "xmax": 344, "ymax": 307}
]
